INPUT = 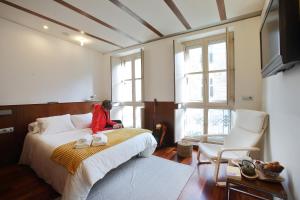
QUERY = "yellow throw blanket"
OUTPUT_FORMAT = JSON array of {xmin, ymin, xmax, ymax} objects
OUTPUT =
[{"xmin": 51, "ymin": 128, "xmax": 151, "ymax": 175}]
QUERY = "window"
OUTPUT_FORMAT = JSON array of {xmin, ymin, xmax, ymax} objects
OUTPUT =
[
  {"xmin": 208, "ymin": 42, "xmax": 227, "ymax": 103},
  {"xmin": 111, "ymin": 52, "xmax": 143, "ymax": 128},
  {"xmin": 185, "ymin": 108, "xmax": 204, "ymax": 137},
  {"xmin": 175, "ymin": 33, "xmax": 234, "ymax": 140}
]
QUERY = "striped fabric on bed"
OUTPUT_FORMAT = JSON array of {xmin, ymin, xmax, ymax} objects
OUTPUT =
[{"xmin": 51, "ymin": 128, "xmax": 151, "ymax": 174}]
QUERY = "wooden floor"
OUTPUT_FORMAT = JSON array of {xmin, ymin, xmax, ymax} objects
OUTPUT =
[
  {"xmin": 154, "ymin": 147, "xmax": 260, "ymax": 200},
  {"xmin": 0, "ymin": 147, "xmax": 259, "ymax": 200},
  {"xmin": 0, "ymin": 164, "xmax": 59, "ymax": 200}
]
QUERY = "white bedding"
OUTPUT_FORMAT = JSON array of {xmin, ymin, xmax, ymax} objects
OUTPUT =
[{"xmin": 19, "ymin": 128, "xmax": 157, "ymax": 200}]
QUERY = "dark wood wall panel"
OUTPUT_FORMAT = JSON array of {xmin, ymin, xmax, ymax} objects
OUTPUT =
[
  {"xmin": 0, "ymin": 106, "xmax": 18, "ymax": 165},
  {"xmin": 0, "ymin": 101, "xmax": 176, "ymax": 166},
  {"xmin": 0, "ymin": 102, "xmax": 98, "ymax": 166},
  {"xmin": 144, "ymin": 101, "xmax": 176, "ymax": 146}
]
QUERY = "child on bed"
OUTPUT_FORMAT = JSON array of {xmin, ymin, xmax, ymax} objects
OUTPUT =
[{"xmin": 91, "ymin": 100, "xmax": 122, "ymax": 134}]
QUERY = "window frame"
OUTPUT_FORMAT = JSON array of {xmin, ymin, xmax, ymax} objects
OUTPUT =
[
  {"xmin": 181, "ymin": 33, "xmax": 234, "ymax": 136},
  {"xmin": 112, "ymin": 52, "xmax": 144, "ymax": 128},
  {"xmin": 184, "ymin": 45, "xmax": 204, "ymax": 103}
]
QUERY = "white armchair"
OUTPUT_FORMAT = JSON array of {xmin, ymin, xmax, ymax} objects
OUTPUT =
[{"xmin": 197, "ymin": 109, "xmax": 268, "ymax": 185}]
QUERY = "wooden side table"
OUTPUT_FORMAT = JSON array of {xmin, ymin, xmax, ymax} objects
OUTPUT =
[{"xmin": 226, "ymin": 176, "xmax": 287, "ymax": 200}]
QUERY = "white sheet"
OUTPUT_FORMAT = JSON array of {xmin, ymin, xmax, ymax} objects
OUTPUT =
[{"xmin": 19, "ymin": 128, "xmax": 157, "ymax": 200}]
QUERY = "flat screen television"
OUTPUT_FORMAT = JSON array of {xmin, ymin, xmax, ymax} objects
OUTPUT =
[{"xmin": 260, "ymin": 0, "xmax": 300, "ymax": 77}]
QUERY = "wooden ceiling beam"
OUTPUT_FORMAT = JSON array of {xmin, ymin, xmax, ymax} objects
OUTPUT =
[
  {"xmin": 109, "ymin": 0, "xmax": 164, "ymax": 37},
  {"xmin": 53, "ymin": 0, "xmax": 141, "ymax": 43},
  {"xmin": 164, "ymin": 0, "xmax": 191, "ymax": 30},
  {"xmin": 216, "ymin": 0, "xmax": 227, "ymax": 20},
  {"xmin": 0, "ymin": 0, "xmax": 123, "ymax": 48}
]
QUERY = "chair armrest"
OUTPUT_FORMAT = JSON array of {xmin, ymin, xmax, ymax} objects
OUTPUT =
[
  {"xmin": 217, "ymin": 147, "xmax": 260, "ymax": 160},
  {"xmin": 220, "ymin": 147, "xmax": 260, "ymax": 153}
]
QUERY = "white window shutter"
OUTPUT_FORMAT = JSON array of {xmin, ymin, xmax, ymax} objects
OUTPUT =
[
  {"xmin": 139, "ymin": 107, "xmax": 145, "ymax": 128},
  {"xmin": 140, "ymin": 49, "xmax": 144, "ymax": 101},
  {"xmin": 173, "ymin": 40, "xmax": 186, "ymax": 103},
  {"xmin": 111, "ymin": 56, "xmax": 122, "ymax": 102},
  {"xmin": 175, "ymin": 108, "xmax": 185, "ymax": 143}
]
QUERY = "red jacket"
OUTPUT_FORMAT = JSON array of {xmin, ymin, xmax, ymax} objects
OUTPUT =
[{"xmin": 91, "ymin": 104, "xmax": 116, "ymax": 133}]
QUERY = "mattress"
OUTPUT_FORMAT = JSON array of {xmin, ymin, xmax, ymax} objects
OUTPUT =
[{"xmin": 19, "ymin": 128, "xmax": 157, "ymax": 200}]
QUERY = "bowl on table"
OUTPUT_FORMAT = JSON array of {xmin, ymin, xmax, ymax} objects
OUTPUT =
[{"xmin": 255, "ymin": 160, "xmax": 284, "ymax": 178}]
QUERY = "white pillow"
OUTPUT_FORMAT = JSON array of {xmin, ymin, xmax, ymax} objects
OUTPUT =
[
  {"xmin": 71, "ymin": 113, "xmax": 92, "ymax": 129},
  {"xmin": 37, "ymin": 114, "xmax": 75, "ymax": 135},
  {"xmin": 28, "ymin": 122, "xmax": 41, "ymax": 134}
]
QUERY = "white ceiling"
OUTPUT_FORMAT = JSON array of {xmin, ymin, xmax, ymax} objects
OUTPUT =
[
  {"xmin": 225, "ymin": 0, "xmax": 265, "ymax": 19},
  {"xmin": 0, "ymin": 0, "xmax": 265, "ymax": 53},
  {"xmin": 173, "ymin": 0, "xmax": 220, "ymax": 28},
  {"xmin": 119, "ymin": 0, "xmax": 186, "ymax": 35}
]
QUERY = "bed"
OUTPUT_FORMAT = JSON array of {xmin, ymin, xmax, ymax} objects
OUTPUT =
[{"xmin": 20, "ymin": 127, "xmax": 157, "ymax": 200}]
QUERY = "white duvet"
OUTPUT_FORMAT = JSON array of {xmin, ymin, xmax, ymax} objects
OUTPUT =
[{"xmin": 19, "ymin": 128, "xmax": 157, "ymax": 200}]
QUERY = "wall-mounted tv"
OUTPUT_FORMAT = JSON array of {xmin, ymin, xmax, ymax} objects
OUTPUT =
[{"xmin": 260, "ymin": 0, "xmax": 300, "ymax": 78}]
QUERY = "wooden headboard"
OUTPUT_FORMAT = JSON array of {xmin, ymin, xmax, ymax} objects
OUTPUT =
[{"xmin": 0, "ymin": 102, "xmax": 98, "ymax": 166}]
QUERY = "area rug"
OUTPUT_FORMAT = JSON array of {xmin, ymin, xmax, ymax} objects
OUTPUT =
[{"xmin": 87, "ymin": 156, "xmax": 194, "ymax": 200}]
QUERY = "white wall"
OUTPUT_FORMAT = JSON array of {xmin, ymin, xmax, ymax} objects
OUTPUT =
[
  {"xmin": 103, "ymin": 16, "xmax": 262, "ymax": 109},
  {"xmin": 262, "ymin": 66, "xmax": 300, "ymax": 200},
  {"xmin": 99, "ymin": 55, "xmax": 111, "ymax": 100},
  {"xmin": 261, "ymin": 1, "xmax": 300, "ymax": 197},
  {"xmin": 143, "ymin": 38, "xmax": 175, "ymax": 101},
  {"xmin": 0, "ymin": 18, "xmax": 104, "ymax": 105},
  {"xmin": 232, "ymin": 18, "xmax": 262, "ymax": 110}
]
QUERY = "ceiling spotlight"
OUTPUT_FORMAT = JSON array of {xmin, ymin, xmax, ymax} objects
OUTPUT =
[
  {"xmin": 43, "ymin": 25, "xmax": 49, "ymax": 30},
  {"xmin": 80, "ymin": 30, "xmax": 85, "ymax": 34},
  {"xmin": 75, "ymin": 36, "xmax": 88, "ymax": 47},
  {"xmin": 80, "ymin": 40, "xmax": 84, "ymax": 46}
]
